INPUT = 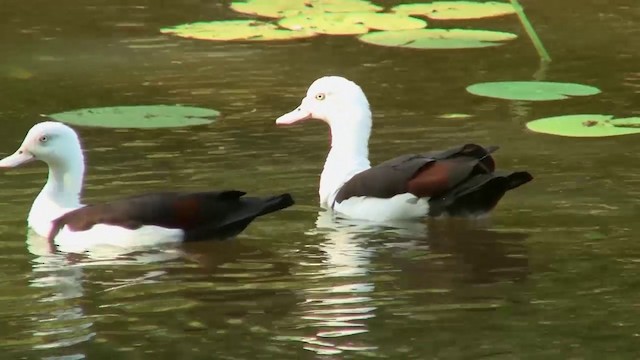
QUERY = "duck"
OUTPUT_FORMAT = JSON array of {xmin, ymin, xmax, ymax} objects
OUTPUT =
[
  {"xmin": 0, "ymin": 121, "xmax": 294, "ymax": 252},
  {"xmin": 275, "ymin": 76, "xmax": 532, "ymax": 222}
]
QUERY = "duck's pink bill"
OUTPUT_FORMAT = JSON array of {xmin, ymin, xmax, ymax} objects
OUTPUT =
[
  {"xmin": 276, "ymin": 108, "xmax": 312, "ymax": 125},
  {"xmin": 0, "ymin": 151, "xmax": 34, "ymax": 168}
]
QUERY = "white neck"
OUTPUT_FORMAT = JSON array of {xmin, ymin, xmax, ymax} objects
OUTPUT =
[
  {"xmin": 28, "ymin": 152, "xmax": 85, "ymax": 231},
  {"xmin": 319, "ymin": 109, "xmax": 372, "ymax": 208}
]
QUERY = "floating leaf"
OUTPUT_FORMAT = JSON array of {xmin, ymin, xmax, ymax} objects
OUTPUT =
[
  {"xmin": 358, "ymin": 28, "xmax": 516, "ymax": 49},
  {"xmin": 160, "ymin": 20, "xmax": 315, "ymax": 41},
  {"xmin": 279, "ymin": 12, "xmax": 426, "ymax": 35},
  {"xmin": 526, "ymin": 114, "xmax": 640, "ymax": 137},
  {"xmin": 392, "ymin": 1, "xmax": 515, "ymax": 20},
  {"xmin": 466, "ymin": 81, "xmax": 601, "ymax": 101},
  {"xmin": 230, "ymin": 0, "xmax": 382, "ymax": 19},
  {"xmin": 48, "ymin": 105, "xmax": 220, "ymax": 129}
]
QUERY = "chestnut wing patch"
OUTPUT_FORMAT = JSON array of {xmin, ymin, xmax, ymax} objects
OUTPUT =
[
  {"xmin": 334, "ymin": 144, "xmax": 498, "ymax": 204},
  {"xmin": 406, "ymin": 159, "xmax": 478, "ymax": 198}
]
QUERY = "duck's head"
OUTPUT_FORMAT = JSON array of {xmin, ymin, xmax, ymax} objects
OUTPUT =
[
  {"xmin": 0, "ymin": 121, "xmax": 83, "ymax": 169},
  {"xmin": 276, "ymin": 76, "xmax": 371, "ymax": 128}
]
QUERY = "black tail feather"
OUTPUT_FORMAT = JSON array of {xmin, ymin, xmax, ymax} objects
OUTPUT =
[
  {"xmin": 185, "ymin": 193, "xmax": 295, "ymax": 242},
  {"xmin": 505, "ymin": 171, "xmax": 533, "ymax": 190},
  {"xmin": 257, "ymin": 193, "xmax": 295, "ymax": 217},
  {"xmin": 428, "ymin": 171, "xmax": 533, "ymax": 217}
]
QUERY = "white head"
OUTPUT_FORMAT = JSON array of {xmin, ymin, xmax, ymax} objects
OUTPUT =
[
  {"xmin": 0, "ymin": 121, "xmax": 83, "ymax": 170},
  {"xmin": 276, "ymin": 76, "xmax": 374, "ymax": 207},
  {"xmin": 276, "ymin": 76, "xmax": 372, "ymax": 135}
]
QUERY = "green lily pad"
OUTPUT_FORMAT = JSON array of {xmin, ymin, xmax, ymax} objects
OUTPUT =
[
  {"xmin": 279, "ymin": 12, "xmax": 426, "ymax": 35},
  {"xmin": 392, "ymin": 1, "xmax": 515, "ymax": 20},
  {"xmin": 48, "ymin": 105, "xmax": 220, "ymax": 129},
  {"xmin": 230, "ymin": 0, "xmax": 382, "ymax": 19},
  {"xmin": 526, "ymin": 114, "xmax": 640, "ymax": 137},
  {"xmin": 160, "ymin": 20, "xmax": 315, "ymax": 41},
  {"xmin": 466, "ymin": 81, "xmax": 602, "ymax": 101},
  {"xmin": 358, "ymin": 28, "xmax": 517, "ymax": 49}
]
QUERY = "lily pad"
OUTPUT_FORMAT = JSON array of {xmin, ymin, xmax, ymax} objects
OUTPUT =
[
  {"xmin": 526, "ymin": 114, "xmax": 640, "ymax": 137},
  {"xmin": 230, "ymin": 0, "xmax": 382, "ymax": 19},
  {"xmin": 358, "ymin": 28, "xmax": 517, "ymax": 49},
  {"xmin": 392, "ymin": 1, "xmax": 516, "ymax": 20},
  {"xmin": 160, "ymin": 20, "xmax": 315, "ymax": 41},
  {"xmin": 466, "ymin": 81, "xmax": 602, "ymax": 101},
  {"xmin": 48, "ymin": 105, "xmax": 220, "ymax": 129},
  {"xmin": 279, "ymin": 12, "xmax": 427, "ymax": 35}
]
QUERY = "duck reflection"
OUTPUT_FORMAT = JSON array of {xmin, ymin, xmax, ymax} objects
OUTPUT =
[
  {"xmin": 25, "ymin": 230, "xmax": 182, "ymax": 358},
  {"xmin": 295, "ymin": 210, "xmax": 429, "ymax": 356},
  {"xmin": 426, "ymin": 219, "xmax": 530, "ymax": 284},
  {"xmin": 296, "ymin": 211, "xmax": 530, "ymax": 355}
]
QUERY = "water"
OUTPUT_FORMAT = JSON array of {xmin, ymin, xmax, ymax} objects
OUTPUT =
[{"xmin": 1, "ymin": 0, "xmax": 639, "ymax": 358}]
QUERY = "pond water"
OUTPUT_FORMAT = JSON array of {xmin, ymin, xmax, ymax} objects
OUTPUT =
[{"xmin": 1, "ymin": 0, "xmax": 639, "ymax": 358}]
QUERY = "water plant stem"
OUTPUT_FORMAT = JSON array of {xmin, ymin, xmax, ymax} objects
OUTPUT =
[{"xmin": 510, "ymin": 0, "xmax": 551, "ymax": 62}]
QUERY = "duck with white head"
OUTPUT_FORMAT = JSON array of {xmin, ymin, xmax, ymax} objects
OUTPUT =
[
  {"xmin": 276, "ymin": 76, "xmax": 532, "ymax": 222},
  {"xmin": 0, "ymin": 121, "xmax": 294, "ymax": 253}
]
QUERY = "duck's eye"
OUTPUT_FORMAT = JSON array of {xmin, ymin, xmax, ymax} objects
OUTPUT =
[
  {"xmin": 39, "ymin": 136, "xmax": 48, "ymax": 143},
  {"xmin": 315, "ymin": 93, "xmax": 326, "ymax": 101}
]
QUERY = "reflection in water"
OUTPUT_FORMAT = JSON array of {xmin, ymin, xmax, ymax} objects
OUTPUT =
[
  {"xmin": 425, "ymin": 219, "xmax": 530, "ymax": 284},
  {"xmin": 284, "ymin": 212, "xmax": 531, "ymax": 356},
  {"xmin": 25, "ymin": 231, "xmax": 181, "ymax": 358},
  {"xmin": 292, "ymin": 211, "xmax": 428, "ymax": 356},
  {"xmin": 533, "ymin": 59, "xmax": 550, "ymax": 81},
  {"xmin": 28, "ymin": 232, "xmax": 93, "ymax": 359}
]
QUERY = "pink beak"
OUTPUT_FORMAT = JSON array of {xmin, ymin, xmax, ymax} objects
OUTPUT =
[
  {"xmin": 276, "ymin": 103, "xmax": 313, "ymax": 125},
  {"xmin": 0, "ymin": 150, "xmax": 34, "ymax": 168}
]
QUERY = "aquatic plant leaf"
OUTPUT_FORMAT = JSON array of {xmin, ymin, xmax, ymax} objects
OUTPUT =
[
  {"xmin": 526, "ymin": 114, "xmax": 640, "ymax": 137},
  {"xmin": 358, "ymin": 28, "xmax": 516, "ymax": 49},
  {"xmin": 392, "ymin": 1, "xmax": 515, "ymax": 20},
  {"xmin": 279, "ymin": 12, "xmax": 426, "ymax": 35},
  {"xmin": 49, "ymin": 105, "xmax": 220, "ymax": 129},
  {"xmin": 466, "ymin": 81, "xmax": 601, "ymax": 101},
  {"xmin": 230, "ymin": 0, "xmax": 382, "ymax": 19},
  {"xmin": 160, "ymin": 20, "xmax": 315, "ymax": 41}
]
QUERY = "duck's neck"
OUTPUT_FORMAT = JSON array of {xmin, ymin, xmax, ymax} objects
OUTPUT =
[
  {"xmin": 29, "ymin": 153, "xmax": 85, "ymax": 226},
  {"xmin": 320, "ymin": 111, "xmax": 372, "ymax": 208}
]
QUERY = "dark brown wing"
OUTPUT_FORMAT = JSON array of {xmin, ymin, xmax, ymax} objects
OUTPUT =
[
  {"xmin": 334, "ymin": 144, "xmax": 497, "ymax": 203},
  {"xmin": 334, "ymin": 143, "xmax": 532, "ymax": 215},
  {"xmin": 49, "ymin": 191, "xmax": 294, "ymax": 242}
]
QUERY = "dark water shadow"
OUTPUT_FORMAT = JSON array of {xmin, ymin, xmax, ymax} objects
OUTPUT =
[
  {"xmin": 23, "ymin": 231, "xmax": 299, "ymax": 358},
  {"xmin": 283, "ymin": 212, "xmax": 530, "ymax": 356},
  {"xmin": 169, "ymin": 239, "xmax": 299, "ymax": 315},
  {"xmin": 279, "ymin": 211, "xmax": 429, "ymax": 356},
  {"xmin": 423, "ymin": 218, "xmax": 530, "ymax": 284}
]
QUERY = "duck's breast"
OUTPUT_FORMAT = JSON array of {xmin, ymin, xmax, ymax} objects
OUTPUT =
[
  {"xmin": 53, "ymin": 224, "xmax": 184, "ymax": 253},
  {"xmin": 333, "ymin": 193, "xmax": 430, "ymax": 222}
]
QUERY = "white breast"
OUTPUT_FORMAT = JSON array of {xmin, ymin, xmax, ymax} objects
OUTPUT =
[
  {"xmin": 333, "ymin": 193, "xmax": 430, "ymax": 222},
  {"xmin": 50, "ymin": 225, "xmax": 184, "ymax": 254}
]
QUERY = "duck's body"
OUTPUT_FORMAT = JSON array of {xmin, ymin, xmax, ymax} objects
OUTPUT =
[
  {"xmin": 276, "ymin": 76, "xmax": 531, "ymax": 221},
  {"xmin": 0, "ymin": 122, "xmax": 294, "ymax": 252}
]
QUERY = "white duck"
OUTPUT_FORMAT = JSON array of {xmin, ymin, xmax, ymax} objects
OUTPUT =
[
  {"xmin": 276, "ymin": 76, "xmax": 532, "ymax": 221},
  {"xmin": 0, "ymin": 122, "xmax": 294, "ymax": 253}
]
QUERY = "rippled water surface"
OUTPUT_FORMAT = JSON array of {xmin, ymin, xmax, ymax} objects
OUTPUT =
[{"xmin": 1, "ymin": 0, "xmax": 639, "ymax": 358}]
